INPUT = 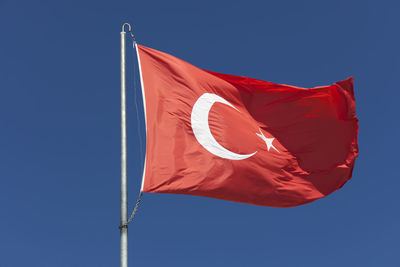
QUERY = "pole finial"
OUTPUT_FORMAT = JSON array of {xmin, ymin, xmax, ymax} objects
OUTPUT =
[
  {"xmin": 122, "ymin": 23, "xmax": 131, "ymax": 33},
  {"xmin": 121, "ymin": 23, "xmax": 135, "ymax": 42}
]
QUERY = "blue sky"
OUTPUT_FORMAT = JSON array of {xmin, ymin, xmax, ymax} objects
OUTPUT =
[{"xmin": 0, "ymin": 0, "xmax": 399, "ymax": 266}]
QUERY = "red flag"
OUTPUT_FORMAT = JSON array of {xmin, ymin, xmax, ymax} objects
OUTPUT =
[{"xmin": 136, "ymin": 44, "xmax": 358, "ymax": 207}]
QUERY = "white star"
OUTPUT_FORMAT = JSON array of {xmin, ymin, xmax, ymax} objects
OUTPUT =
[{"xmin": 256, "ymin": 129, "xmax": 279, "ymax": 153}]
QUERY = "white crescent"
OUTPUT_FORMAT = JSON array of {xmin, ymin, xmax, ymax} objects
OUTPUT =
[{"xmin": 190, "ymin": 93, "xmax": 257, "ymax": 160}]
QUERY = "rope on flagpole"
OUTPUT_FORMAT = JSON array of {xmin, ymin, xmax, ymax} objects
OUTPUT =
[
  {"xmin": 118, "ymin": 24, "xmax": 144, "ymax": 230},
  {"xmin": 119, "ymin": 191, "xmax": 143, "ymax": 229}
]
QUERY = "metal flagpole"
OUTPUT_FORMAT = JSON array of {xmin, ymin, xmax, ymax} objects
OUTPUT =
[{"xmin": 120, "ymin": 22, "xmax": 130, "ymax": 267}]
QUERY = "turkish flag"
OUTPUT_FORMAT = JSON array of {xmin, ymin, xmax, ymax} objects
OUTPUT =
[{"xmin": 136, "ymin": 44, "xmax": 358, "ymax": 207}]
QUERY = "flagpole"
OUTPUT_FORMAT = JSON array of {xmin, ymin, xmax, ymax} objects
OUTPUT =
[{"xmin": 120, "ymin": 23, "xmax": 130, "ymax": 267}]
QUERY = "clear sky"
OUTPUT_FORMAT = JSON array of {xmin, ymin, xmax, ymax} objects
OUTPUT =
[{"xmin": 1, "ymin": 0, "xmax": 399, "ymax": 266}]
